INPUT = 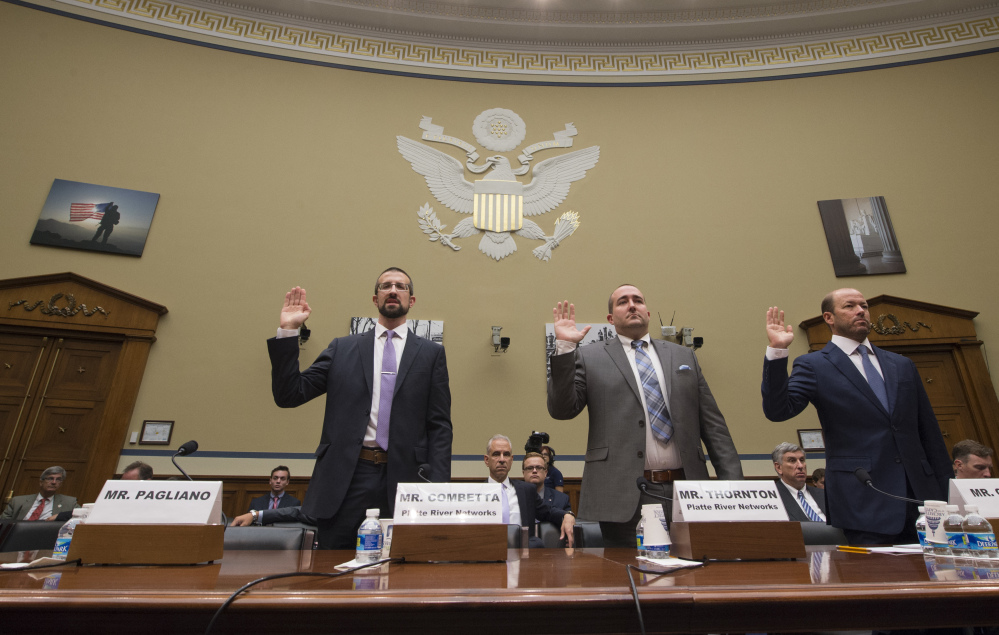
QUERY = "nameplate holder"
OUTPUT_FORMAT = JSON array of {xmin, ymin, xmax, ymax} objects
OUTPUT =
[
  {"xmin": 391, "ymin": 483, "xmax": 507, "ymax": 562},
  {"xmin": 949, "ymin": 480, "xmax": 999, "ymax": 518},
  {"xmin": 86, "ymin": 480, "xmax": 223, "ymax": 525},
  {"xmin": 672, "ymin": 481, "xmax": 787, "ymax": 522}
]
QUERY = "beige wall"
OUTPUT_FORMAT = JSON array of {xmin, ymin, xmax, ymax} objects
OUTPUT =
[{"xmin": 3, "ymin": 3, "xmax": 998, "ymax": 481}]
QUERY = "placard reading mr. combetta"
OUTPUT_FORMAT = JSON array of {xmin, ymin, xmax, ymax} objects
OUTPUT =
[
  {"xmin": 394, "ymin": 483, "xmax": 503, "ymax": 524},
  {"xmin": 672, "ymin": 481, "xmax": 787, "ymax": 522},
  {"xmin": 86, "ymin": 480, "xmax": 223, "ymax": 525}
]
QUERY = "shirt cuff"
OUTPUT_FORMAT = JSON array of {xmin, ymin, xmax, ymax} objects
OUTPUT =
[
  {"xmin": 276, "ymin": 328, "xmax": 299, "ymax": 339},
  {"xmin": 554, "ymin": 340, "xmax": 578, "ymax": 355},
  {"xmin": 766, "ymin": 347, "xmax": 790, "ymax": 360}
]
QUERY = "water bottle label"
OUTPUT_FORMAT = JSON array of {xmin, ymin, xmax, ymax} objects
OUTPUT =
[
  {"xmin": 966, "ymin": 533, "xmax": 998, "ymax": 551},
  {"xmin": 946, "ymin": 532, "xmax": 967, "ymax": 549},
  {"xmin": 53, "ymin": 537, "xmax": 71, "ymax": 558},
  {"xmin": 357, "ymin": 534, "xmax": 383, "ymax": 551},
  {"xmin": 916, "ymin": 530, "xmax": 928, "ymax": 547},
  {"xmin": 646, "ymin": 544, "xmax": 670, "ymax": 556},
  {"xmin": 636, "ymin": 534, "xmax": 644, "ymax": 549}
]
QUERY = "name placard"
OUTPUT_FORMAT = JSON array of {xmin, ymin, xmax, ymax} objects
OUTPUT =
[
  {"xmin": 86, "ymin": 480, "xmax": 223, "ymax": 524},
  {"xmin": 949, "ymin": 479, "xmax": 999, "ymax": 516},
  {"xmin": 394, "ymin": 483, "xmax": 503, "ymax": 524},
  {"xmin": 672, "ymin": 481, "xmax": 787, "ymax": 522}
]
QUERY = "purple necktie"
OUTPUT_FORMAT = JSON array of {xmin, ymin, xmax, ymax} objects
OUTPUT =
[{"xmin": 375, "ymin": 331, "xmax": 397, "ymax": 451}]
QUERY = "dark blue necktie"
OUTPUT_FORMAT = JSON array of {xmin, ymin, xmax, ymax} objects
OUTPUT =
[
  {"xmin": 858, "ymin": 345, "xmax": 889, "ymax": 411},
  {"xmin": 631, "ymin": 341, "xmax": 673, "ymax": 443}
]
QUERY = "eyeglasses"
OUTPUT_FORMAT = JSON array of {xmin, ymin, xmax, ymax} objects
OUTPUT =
[
  {"xmin": 377, "ymin": 282, "xmax": 411, "ymax": 292},
  {"xmin": 524, "ymin": 465, "xmax": 547, "ymax": 472}
]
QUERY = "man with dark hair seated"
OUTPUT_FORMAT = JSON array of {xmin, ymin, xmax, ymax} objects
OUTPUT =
[
  {"xmin": 952, "ymin": 439, "xmax": 994, "ymax": 479},
  {"xmin": 248, "ymin": 465, "xmax": 300, "ymax": 512},
  {"xmin": 121, "ymin": 461, "xmax": 153, "ymax": 480}
]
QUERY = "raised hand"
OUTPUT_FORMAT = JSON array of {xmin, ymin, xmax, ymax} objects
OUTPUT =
[
  {"xmin": 766, "ymin": 306, "xmax": 795, "ymax": 349},
  {"xmin": 280, "ymin": 286, "xmax": 312, "ymax": 330},
  {"xmin": 553, "ymin": 300, "xmax": 591, "ymax": 343}
]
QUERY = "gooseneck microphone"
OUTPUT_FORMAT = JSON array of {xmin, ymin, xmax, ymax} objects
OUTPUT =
[
  {"xmin": 853, "ymin": 467, "xmax": 923, "ymax": 505},
  {"xmin": 172, "ymin": 440, "xmax": 199, "ymax": 481},
  {"xmin": 636, "ymin": 476, "xmax": 673, "ymax": 503}
]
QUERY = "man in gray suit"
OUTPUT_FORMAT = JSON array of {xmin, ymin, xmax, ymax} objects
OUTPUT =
[
  {"xmin": 1, "ymin": 466, "xmax": 79, "ymax": 521},
  {"xmin": 771, "ymin": 442, "xmax": 826, "ymax": 523},
  {"xmin": 547, "ymin": 284, "xmax": 743, "ymax": 547}
]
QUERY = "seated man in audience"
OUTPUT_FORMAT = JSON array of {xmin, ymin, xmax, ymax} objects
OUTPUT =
[
  {"xmin": 0, "ymin": 466, "xmax": 78, "ymax": 521},
  {"xmin": 523, "ymin": 452, "xmax": 572, "ymax": 515},
  {"xmin": 248, "ymin": 465, "xmax": 300, "ymax": 512},
  {"xmin": 121, "ymin": 461, "xmax": 153, "ymax": 480},
  {"xmin": 771, "ymin": 442, "xmax": 826, "ymax": 523},
  {"xmin": 231, "ymin": 505, "xmax": 317, "ymax": 527},
  {"xmin": 811, "ymin": 467, "xmax": 825, "ymax": 489},
  {"xmin": 953, "ymin": 439, "xmax": 994, "ymax": 479},
  {"xmin": 485, "ymin": 434, "xmax": 574, "ymax": 548}
]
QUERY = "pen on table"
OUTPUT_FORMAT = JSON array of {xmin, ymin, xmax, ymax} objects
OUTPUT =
[{"xmin": 836, "ymin": 545, "xmax": 872, "ymax": 554}]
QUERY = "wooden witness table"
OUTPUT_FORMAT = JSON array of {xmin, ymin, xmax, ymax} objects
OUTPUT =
[{"xmin": 1, "ymin": 546, "xmax": 998, "ymax": 634}]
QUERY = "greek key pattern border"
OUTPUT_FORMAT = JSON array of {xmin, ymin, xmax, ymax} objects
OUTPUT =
[{"xmin": 57, "ymin": 0, "xmax": 999, "ymax": 76}]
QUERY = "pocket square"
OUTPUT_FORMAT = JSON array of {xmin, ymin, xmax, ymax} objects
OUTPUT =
[{"xmin": 677, "ymin": 365, "xmax": 691, "ymax": 371}]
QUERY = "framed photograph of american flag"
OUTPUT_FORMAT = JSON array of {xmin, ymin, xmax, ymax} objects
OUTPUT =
[{"xmin": 31, "ymin": 178, "xmax": 160, "ymax": 257}]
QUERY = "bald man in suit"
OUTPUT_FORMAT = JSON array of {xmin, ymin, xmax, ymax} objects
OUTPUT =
[{"xmin": 547, "ymin": 284, "xmax": 743, "ymax": 547}]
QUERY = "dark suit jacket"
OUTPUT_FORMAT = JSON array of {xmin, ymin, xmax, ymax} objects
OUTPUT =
[
  {"xmin": 248, "ymin": 492, "xmax": 301, "ymax": 512},
  {"xmin": 258, "ymin": 505, "xmax": 318, "ymax": 526},
  {"xmin": 548, "ymin": 337, "xmax": 743, "ymax": 523},
  {"xmin": 775, "ymin": 479, "xmax": 827, "ymax": 522},
  {"xmin": 762, "ymin": 342, "xmax": 951, "ymax": 535},
  {"xmin": 541, "ymin": 485, "xmax": 572, "ymax": 515},
  {"xmin": 269, "ymin": 330, "xmax": 452, "ymax": 520},
  {"xmin": 1, "ymin": 493, "xmax": 78, "ymax": 521}
]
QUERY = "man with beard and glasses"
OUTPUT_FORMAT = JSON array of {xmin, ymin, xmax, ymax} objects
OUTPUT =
[
  {"xmin": 762, "ymin": 288, "xmax": 951, "ymax": 545},
  {"xmin": 268, "ymin": 267, "xmax": 453, "ymax": 549}
]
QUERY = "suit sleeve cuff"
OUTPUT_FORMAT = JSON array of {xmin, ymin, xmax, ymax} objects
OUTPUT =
[{"xmin": 766, "ymin": 347, "xmax": 789, "ymax": 360}]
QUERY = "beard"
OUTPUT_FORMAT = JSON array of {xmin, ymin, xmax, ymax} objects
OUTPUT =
[{"xmin": 379, "ymin": 299, "xmax": 410, "ymax": 319}]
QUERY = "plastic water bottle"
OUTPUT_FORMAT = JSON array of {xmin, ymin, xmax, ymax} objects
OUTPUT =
[
  {"xmin": 640, "ymin": 503, "xmax": 671, "ymax": 559},
  {"xmin": 963, "ymin": 505, "xmax": 999, "ymax": 580},
  {"xmin": 52, "ymin": 508, "xmax": 87, "ymax": 560},
  {"xmin": 915, "ymin": 506, "xmax": 931, "ymax": 555},
  {"xmin": 355, "ymin": 508, "xmax": 383, "ymax": 564},
  {"xmin": 944, "ymin": 505, "xmax": 974, "ymax": 578},
  {"xmin": 635, "ymin": 515, "xmax": 646, "ymax": 557}
]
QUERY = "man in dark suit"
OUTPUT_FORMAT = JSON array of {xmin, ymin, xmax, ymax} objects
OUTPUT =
[
  {"xmin": 771, "ymin": 442, "xmax": 826, "ymax": 522},
  {"xmin": 484, "ymin": 435, "xmax": 574, "ymax": 547},
  {"xmin": 522, "ymin": 452, "xmax": 572, "ymax": 514},
  {"xmin": 268, "ymin": 267, "xmax": 452, "ymax": 549},
  {"xmin": 762, "ymin": 288, "xmax": 951, "ymax": 545},
  {"xmin": 1, "ymin": 466, "xmax": 78, "ymax": 521},
  {"xmin": 247, "ymin": 465, "xmax": 301, "ymax": 512},
  {"xmin": 547, "ymin": 285, "xmax": 743, "ymax": 547}
]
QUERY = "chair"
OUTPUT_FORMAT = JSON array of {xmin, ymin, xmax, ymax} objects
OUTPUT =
[
  {"xmin": 800, "ymin": 521, "xmax": 847, "ymax": 545},
  {"xmin": 0, "ymin": 520, "xmax": 64, "ymax": 552},
  {"xmin": 223, "ymin": 526, "xmax": 316, "ymax": 550},
  {"xmin": 573, "ymin": 521, "xmax": 603, "ymax": 548},
  {"xmin": 506, "ymin": 523, "xmax": 523, "ymax": 548}
]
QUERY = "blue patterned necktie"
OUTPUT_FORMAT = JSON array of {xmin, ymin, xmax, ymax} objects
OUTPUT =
[
  {"xmin": 631, "ymin": 340, "xmax": 673, "ymax": 443},
  {"xmin": 858, "ymin": 345, "xmax": 889, "ymax": 411},
  {"xmin": 798, "ymin": 490, "xmax": 823, "ymax": 522}
]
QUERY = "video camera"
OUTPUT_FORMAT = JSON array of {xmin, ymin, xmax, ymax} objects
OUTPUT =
[{"xmin": 525, "ymin": 431, "xmax": 550, "ymax": 455}]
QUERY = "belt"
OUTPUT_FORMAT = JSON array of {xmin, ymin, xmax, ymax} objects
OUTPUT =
[
  {"xmin": 359, "ymin": 447, "xmax": 388, "ymax": 464},
  {"xmin": 644, "ymin": 468, "xmax": 685, "ymax": 484}
]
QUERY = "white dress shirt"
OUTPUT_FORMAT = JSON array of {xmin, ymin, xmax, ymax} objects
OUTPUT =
[
  {"xmin": 779, "ymin": 479, "xmax": 826, "ymax": 522},
  {"xmin": 488, "ymin": 476, "xmax": 522, "ymax": 526}
]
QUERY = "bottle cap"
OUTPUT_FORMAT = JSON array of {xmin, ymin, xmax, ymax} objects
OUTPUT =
[
  {"xmin": 365, "ymin": 508, "xmax": 380, "ymax": 517},
  {"xmin": 966, "ymin": 505, "xmax": 979, "ymax": 513}
]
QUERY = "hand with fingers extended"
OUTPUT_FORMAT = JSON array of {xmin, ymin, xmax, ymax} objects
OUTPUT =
[
  {"xmin": 552, "ymin": 300, "xmax": 591, "ymax": 344},
  {"xmin": 280, "ymin": 286, "xmax": 312, "ymax": 330},
  {"xmin": 766, "ymin": 306, "xmax": 795, "ymax": 349}
]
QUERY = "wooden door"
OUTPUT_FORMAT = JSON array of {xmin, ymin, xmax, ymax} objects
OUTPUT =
[{"xmin": 0, "ymin": 333, "xmax": 121, "ymax": 503}]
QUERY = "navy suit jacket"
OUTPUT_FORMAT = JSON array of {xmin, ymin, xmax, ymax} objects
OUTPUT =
[
  {"xmin": 774, "ymin": 479, "xmax": 827, "ymax": 522},
  {"xmin": 248, "ymin": 492, "xmax": 301, "ymax": 512},
  {"xmin": 762, "ymin": 342, "xmax": 951, "ymax": 535},
  {"xmin": 269, "ymin": 330, "xmax": 452, "ymax": 520},
  {"xmin": 541, "ymin": 485, "xmax": 572, "ymax": 515}
]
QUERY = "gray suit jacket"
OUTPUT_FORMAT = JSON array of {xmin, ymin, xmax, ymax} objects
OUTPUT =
[
  {"xmin": 1, "ymin": 493, "xmax": 78, "ymax": 520},
  {"xmin": 775, "ymin": 479, "xmax": 827, "ymax": 522},
  {"xmin": 548, "ymin": 337, "xmax": 743, "ymax": 523}
]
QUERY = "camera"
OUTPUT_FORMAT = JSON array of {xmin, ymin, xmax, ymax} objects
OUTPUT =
[{"xmin": 525, "ymin": 431, "xmax": 550, "ymax": 455}]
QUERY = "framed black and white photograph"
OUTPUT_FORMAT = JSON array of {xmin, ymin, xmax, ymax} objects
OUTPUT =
[
  {"xmin": 817, "ymin": 196, "xmax": 906, "ymax": 277},
  {"xmin": 31, "ymin": 178, "xmax": 161, "ymax": 257},
  {"xmin": 798, "ymin": 429, "xmax": 825, "ymax": 452},
  {"xmin": 140, "ymin": 420, "xmax": 174, "ymax": 445}
]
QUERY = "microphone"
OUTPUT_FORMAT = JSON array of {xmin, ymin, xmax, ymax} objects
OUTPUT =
[
  {"xmin": 636, "ymin": 476, "xmax": 673, "ymax": 503},
  {"xmin": 417, "ymin": 464, "xmax": 432, "ymax": 483},
  {"xmin": 853, "ymin": 467, "xmax": 923, "ymax": 505},
  {"xmin": 172, "ymin": 440, "xmax": 198, "ymax": 481}
]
